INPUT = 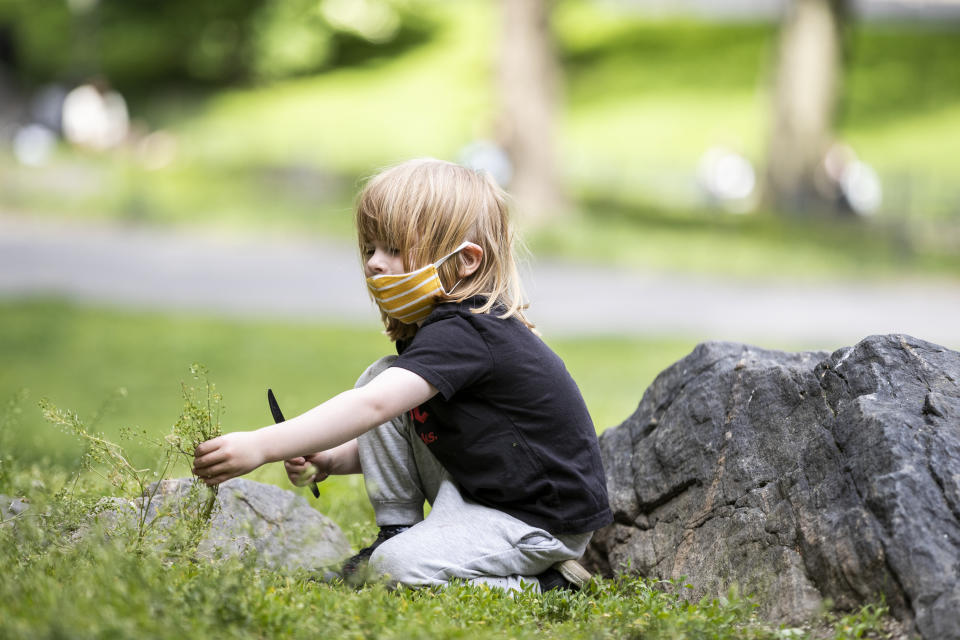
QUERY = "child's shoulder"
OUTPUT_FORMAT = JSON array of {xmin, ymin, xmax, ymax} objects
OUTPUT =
[
  {"xmin": 415, "ymin": 297, "xmax": 543, "ymax": 357},
  {"xmin": 425, "ymin": 296, "xmax": 521, "ymax": 331}
]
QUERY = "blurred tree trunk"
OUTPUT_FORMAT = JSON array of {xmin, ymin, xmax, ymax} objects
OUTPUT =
[
  {"xmin": 763, "ymin": 0, "xmax": 850, "ymax": 215},
  {"xmin": 497, "ymin": 0, "xmax": 567, "ymax": 225}
]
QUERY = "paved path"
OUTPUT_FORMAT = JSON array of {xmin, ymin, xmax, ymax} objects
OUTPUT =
[{"xmin": 2, "ymin": 215, "xmax": 959, "ymax": 350}]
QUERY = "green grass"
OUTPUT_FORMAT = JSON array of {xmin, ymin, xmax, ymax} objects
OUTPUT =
[
  {"xmin": 0, "ymin": 300, "xmax": 894, "ymax": 638},
  {"xmin": 0, "ymin": 497, "xmax": 893, "ymax": 640}
]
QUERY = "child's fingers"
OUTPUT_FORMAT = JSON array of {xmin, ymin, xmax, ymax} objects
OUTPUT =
[
  {"xmin": 284, "ymin": 465, "xmax": 306, "ymax": 480},
  {"xmin": 192, "ymin": 449, "xmax": 234, "ymax": 478},
  {"xmin": 193, "ymin": 449, "xmax": 227, "ymax": 473},
  {"xmin": 283, "ymin": 459, "xmax": 306, "ymax": 472},
  {"xmin": 194, "ymin": 437, "xmax": 224, "ymax": 457},
  {"xmin": 287, "ymin": 469, "xmax": 303, "ymax": 485},
  {"xmin": 200, "ymin": 472, "xmax": 232, "ymax": 487},
  {"xmin": 194, "ymin": 461, "xmax": 236, "ymax": 481},
  {"xmin": 283, "ymin": 461, "xmax": 307, "ymax": 486}
]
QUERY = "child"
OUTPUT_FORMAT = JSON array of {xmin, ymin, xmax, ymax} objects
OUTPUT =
[{"xmin": 192, "ymin": 158, "xmax": 612, "ymax": 592}]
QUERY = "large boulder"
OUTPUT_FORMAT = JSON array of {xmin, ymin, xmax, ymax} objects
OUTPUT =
[{"xmin": 585, "ymin": 334, "xmax": 960, "ymax": 640}]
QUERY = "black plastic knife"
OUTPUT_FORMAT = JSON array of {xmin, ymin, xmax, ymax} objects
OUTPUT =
[{"xmin": 267, "ymin": 388, "xmax": 320, "ymax": 498}]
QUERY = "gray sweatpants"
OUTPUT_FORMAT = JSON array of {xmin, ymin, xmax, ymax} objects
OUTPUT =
[{"xmin": 355, "ymin": 356, "xmax": 591, "ymax": 592}]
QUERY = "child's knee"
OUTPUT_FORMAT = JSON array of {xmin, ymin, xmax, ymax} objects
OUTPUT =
[
  {"xmin": 355, "ymin": 355, "xmax": 398, "ymax": 388},
  {"xmin": 369, "ymin": 536, "xmax": 434, "ymax": 586}
]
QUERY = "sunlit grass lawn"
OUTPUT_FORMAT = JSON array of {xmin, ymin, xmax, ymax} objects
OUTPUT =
[{"xmin": 0, "ymin": 299, "xmax": 891, "ymax": 639}]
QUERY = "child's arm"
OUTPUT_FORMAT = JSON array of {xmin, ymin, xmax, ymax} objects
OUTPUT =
[{"xmin": 192, "ymin": 367, "xmax": 436, "ymax": 486}]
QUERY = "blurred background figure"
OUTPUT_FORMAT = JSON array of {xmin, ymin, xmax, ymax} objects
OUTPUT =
[
  {"xmin": 697, "ymin": 146, "xmax": 757, "ymax": 213},
  {"xmin": 61, "ymin": 80, "xmax": 128, "ymax": 151},
  {"xmin": 12, "ymin": 122, "xmax": 56, "ymax": 167},
  {"xmin": 31, "ymin": 84, "xmax": 67, "ymax": 138},
  {"xmin": 820, "ymin": 141, "xmax": 882, "ymax": 216}
]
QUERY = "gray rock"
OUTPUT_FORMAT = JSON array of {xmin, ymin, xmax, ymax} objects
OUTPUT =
[
  {"xmin": 0, "ymin": 494, "xmax": 29, "ymax": 522},
  {"xmin": 585, "ymin": 334, "xmax": 960, "ymax": 640},
  {"xmin": 94, "ymin": 477, "xmax": 351, "ymax": 573}
]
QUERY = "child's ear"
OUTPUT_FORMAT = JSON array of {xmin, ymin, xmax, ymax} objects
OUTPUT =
[{"xmin": 458, "ymin": 243, "xmax": 483, "ymax": 278}]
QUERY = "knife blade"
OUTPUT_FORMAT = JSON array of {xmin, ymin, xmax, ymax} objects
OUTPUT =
[{"xmin": 268, "ymin": 388, "xmax": 320, "ymax": 498}]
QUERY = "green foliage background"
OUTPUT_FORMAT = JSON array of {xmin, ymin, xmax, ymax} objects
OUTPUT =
[{"xmin": 0, "ymin": 0, "xmax": 435, "ymax": 87}]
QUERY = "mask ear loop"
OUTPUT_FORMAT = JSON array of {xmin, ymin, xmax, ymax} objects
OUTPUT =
[
  {"xmin": 433, "ymin": 241, "xmax": 475, "ymax": 267},
  {"xmin": 435, "ymin": 241, "xmax": 477, "ymax": 296}
]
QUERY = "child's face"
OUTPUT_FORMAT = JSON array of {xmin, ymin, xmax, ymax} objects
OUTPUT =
[{"xmin": 363, "ymin": 241, "xmax": 405, "ymax": 277}]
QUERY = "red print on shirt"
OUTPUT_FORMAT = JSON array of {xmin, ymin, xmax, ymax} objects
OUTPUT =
[
  {"xmin": 419, "ymin": 431, "xmax": 437, "ymax": 445},
  {"xmin": 409, "ymin": 406, "xmax": 429, "ymax": 424}
]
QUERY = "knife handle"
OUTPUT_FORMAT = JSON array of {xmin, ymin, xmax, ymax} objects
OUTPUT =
[{"xmin": 268, "ymin": 388, "xmax": 321, "ymax": 499}]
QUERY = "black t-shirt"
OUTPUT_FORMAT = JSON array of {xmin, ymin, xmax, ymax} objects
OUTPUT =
[{"xmin": 391, "ymin": 297, "xmax": 613, "ymax": 535}]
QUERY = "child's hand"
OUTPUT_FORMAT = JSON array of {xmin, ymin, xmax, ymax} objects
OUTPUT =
[
  {"xmin": 284, "ymin": 453, "xmax": 330, "ymax": 487},
  {"xmin": 192, "ymin": 432, "xmax": 266, "ymax": 486}
]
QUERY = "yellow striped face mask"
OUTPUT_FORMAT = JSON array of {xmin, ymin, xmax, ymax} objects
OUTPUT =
[{"xmin": 366, "ymin": 241, "xmax": 476, "ymax": 325}]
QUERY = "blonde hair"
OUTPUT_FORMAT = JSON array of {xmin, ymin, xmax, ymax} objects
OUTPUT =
[{"xmin": 356, "ymin": 158, "xmax": 534, "ymax": 341}]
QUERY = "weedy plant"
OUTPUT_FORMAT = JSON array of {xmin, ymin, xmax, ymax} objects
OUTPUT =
[
  {"xmin": 169, "ymin": 363, "xmax": 225, "ymax": 520},
  {"xmin": 37, "ymin": 364, "xmax": 223, "ymax": 554},
  {"xmin": 39, "ymin": 388, "xmax": 174, "ymax": 548}
]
